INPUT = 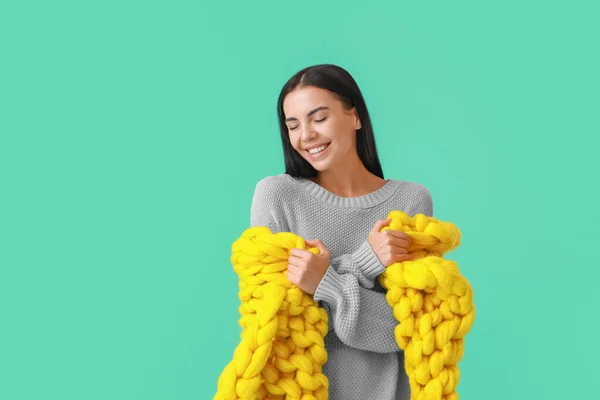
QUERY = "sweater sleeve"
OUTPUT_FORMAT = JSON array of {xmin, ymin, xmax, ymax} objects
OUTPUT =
[
  {"xmin": 328, "ymin": 240, "xmax": 385, "ymax": 289},
  {"xmin": 250, "ymin": 176, "xmax": 386, "ymax": 286},
  {"xmin": 313, "ymin": 266, "xmax": 401, "ymax": 353},
  {"xmin": 328, "ymin": 183, "xmax": 434, "ymax": 288},
  {"xmin": 311, "ymin": 185, "xmax": 436, "ymax": 353},
  {"xmin": 250, "ymin": 177, "xmax": 288, "ymax": 233},
  {"xmin": 409, "ymin": 183, "xmax": 434, "ymax": 217}
]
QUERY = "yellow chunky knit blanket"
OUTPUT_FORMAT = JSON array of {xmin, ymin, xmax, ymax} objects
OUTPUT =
[{"xmin": 214, "ymin": 210, "xmax": 475, "ymax": 400}]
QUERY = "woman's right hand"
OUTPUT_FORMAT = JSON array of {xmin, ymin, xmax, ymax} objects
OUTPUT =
[{"xmin": 367, "ymin": 218, "xmax": 412, "ymax": 267}]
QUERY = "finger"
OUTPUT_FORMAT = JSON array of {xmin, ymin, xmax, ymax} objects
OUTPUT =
[
  {"xmin": 370, "ymin": 218, "xmax": 391, "ymax": 234},
  {"xmin": 386, "ymin": 230, "xmax": 411, "ymax": 241},
  {"xmin": 392, "ymin": 253, "xmax": 412, "ymax": 263},
  {"xmin": 307, "ymin": 238, "xmax": 328, "ymax": 256},
  {"xmin": 388, "ymin": 243, "xmax": 409, "ymax": 254},
  {"xmin": 388, "ymin": 238, "xmax": 411, "ymax": 250},
  {"xmin": 288, "ymin": 264, "xmax": 305, "ymax": 281},
  {"xmin": 286, "ymin": 270, "xmax": 298, "ymax": 284},
  {"xmin": 288, "ymin": 255, "xmax": 305, "ymax": 265},
  {"xmin": 290, "ymin": 247, "xmax": 309, "ymax": 259},
  {"xmin": 304, "ymin": 239, "xmax": 318, "ymax": 250},
  {"xmin": 287, "ymin": 263, "xmax": 300, "ymax": 275}
]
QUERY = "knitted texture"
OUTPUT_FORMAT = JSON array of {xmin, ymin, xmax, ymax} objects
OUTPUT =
[
  {"xmin": 377, "ymin": 211, "xmax": 475, "ymax": 400},
  {"xmin": 214, "ymin": 227, "xmax": 330, "ymax": 400},
  {"xmin": 214, "ymin": 209, "xmax": 475, "ymax": 400},
  {"xmin": 221, "ymin": 173, "xmax": 459, "ymax": 399}
]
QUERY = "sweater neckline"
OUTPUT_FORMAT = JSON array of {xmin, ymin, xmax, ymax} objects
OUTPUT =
[{"xmin": 283, "ymin": 173, "xmax": 403, "ymax": 208}]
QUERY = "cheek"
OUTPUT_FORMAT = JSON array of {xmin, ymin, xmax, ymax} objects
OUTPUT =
[
  {"xmin": 288, "ymin": 132, "xmax": 302, "ymax": 151},
  {"xmin": 326, "ymin": 121, "xmax": 350, "ymax": 142}
]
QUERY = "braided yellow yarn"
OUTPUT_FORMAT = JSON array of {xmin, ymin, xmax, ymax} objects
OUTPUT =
[
  {"xmin": 214, "ymin": 210, "xmax": 474, "ymax": 400},
  {"xmin": 214, "ymin": 227, "xmax": 330, "ymax": 400},
  {"xmin": 377, "ymin": 210, "xmax": 475, "ymax": 400}
]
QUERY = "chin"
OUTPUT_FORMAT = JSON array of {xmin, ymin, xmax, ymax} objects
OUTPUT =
[
  {"xmin": 309, "ymin": 161, "xmax": 332, "ymax": 171},
  {"xmin": 303, "ymin": 150, "xmax": 335, "ymax": 170}
]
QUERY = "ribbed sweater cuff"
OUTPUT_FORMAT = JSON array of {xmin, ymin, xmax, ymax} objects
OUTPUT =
[
  {"xmin": 353, "ymin": 239, "xmax": 385, "ymax": 281},
  {"xmin": 313, "ymin": 266, "xmax": 345, "ymax": 305}
]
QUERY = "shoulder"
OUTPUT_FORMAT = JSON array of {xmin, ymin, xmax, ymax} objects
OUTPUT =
[
  {"xmin": 389, "ymin": 179, "xmax": 431, "ymax": 196},
  {"xmin": 403, "ymin": 181, "xmax": 432, "ymax": 196},
  {"xmin": 250, "ymin": 174, "xmax": 295, "ymax": 231},
  {"xmin": 390, "ymin": 179, "xmax": 434, "ymax": 217},
  {"xmin": 252, "ymin": 173, "xmax": 296, "ymax": 200}
]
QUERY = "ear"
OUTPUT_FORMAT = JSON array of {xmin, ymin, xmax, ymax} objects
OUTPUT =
[{"xmin": 353, "ymin": 109, "xmax": 361, "ymax": 130}]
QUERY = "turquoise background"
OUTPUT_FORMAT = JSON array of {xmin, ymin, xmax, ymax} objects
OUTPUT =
[{"xmin": 2, "ymin": 0, "xmax": 598, "ymax": 399}]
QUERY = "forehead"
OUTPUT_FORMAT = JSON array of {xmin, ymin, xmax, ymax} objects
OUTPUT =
[{"xmin": 283, "ymin": 86, "xmax": 338, "ymax": 115}]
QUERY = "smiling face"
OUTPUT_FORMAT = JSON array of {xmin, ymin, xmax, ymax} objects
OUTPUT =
[{"xmin": 283, "ymin": 86, "xmax": 362, "ymax": 172}]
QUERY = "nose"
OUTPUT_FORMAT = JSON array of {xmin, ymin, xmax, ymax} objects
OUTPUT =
[{"xmin": 300, "ymin": 124, "xmax": 317, "ymax": 142}]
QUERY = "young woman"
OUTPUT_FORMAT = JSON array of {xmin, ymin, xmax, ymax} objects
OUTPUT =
[{"xmin": 250, "ymin": 64, "xmax": 433, "ymax": 400}]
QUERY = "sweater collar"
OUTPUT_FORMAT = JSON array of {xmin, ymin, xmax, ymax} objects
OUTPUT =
[{"xmin": 284, "ymin": 174, "xmax": 403, "ymax": 209}]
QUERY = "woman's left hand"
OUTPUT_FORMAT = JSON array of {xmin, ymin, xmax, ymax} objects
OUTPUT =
[{"xmin": 287, "ymin": 239, "xmax": 331, "ymax": 294}]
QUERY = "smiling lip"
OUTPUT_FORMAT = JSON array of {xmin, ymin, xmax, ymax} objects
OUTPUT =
[
  {"xmin": 304, "ymin": 143, "xmax": 330, "ymax": 151},
  {"xmin": 306, "ymin": 143, "xmax": 330, "ymax": 158}
]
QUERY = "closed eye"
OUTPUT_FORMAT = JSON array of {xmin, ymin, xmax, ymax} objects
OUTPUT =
[{"xmin": 287, "ymin": 117, "xmax": 326, "ymax": 131}]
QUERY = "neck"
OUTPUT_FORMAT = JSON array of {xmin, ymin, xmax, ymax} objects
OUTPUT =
[{"xmin": 311, "ymin": 150, "xmax": 385, "ymax": 198}]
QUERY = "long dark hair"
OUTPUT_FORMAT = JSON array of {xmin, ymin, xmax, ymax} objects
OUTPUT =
[{"xmin": 276, "ymin": 64, "xmax": 384, "ymax": 179}]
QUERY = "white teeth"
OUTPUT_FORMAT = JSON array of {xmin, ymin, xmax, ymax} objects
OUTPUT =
[{"xmin": 308, "ymin": 144, "xmax": 328, "ymax": 154}]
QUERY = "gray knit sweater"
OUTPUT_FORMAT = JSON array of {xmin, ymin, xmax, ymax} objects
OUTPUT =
[{"xmin": 250, "ymin": 173, "xmax": 434, "ymax": 400}]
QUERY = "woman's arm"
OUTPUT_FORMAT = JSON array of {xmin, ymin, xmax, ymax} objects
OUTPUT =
[
  {"xmin": 314, "ymin": 265, "xmax": 401, "ymax": 353},
  {"xmin": 250, "ymin": 177, "xmax": 289, "ymax": 233},
  {"xmin": 330, "ymin": 184, "xmax": 434, "ymax": 289},
  {"xmin": 311, "ymin": 184, "xmax": 436, "ymax": 351},
  {"xmin": 251, "ymin": 178, "xmax": 386, "ymax": 288},
  {"xmin": 251, "ymin": 180, "xmax": 434, "ymax": 289},
  {"xmin": 327, "ymin": 241, "xmax": 385, "ymax": 289},
  {"xmin": 408, "ymin": 183, "xmax": 434, "ymax": 217},
  {"xmin": 250, "ymin": 178, "xmax": 384, "ymax": 287}
]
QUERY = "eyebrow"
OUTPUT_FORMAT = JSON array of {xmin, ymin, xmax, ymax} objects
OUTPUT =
[{"xmin": 285, "ymin": 106, "xmax": 330, "ymax": 123}]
